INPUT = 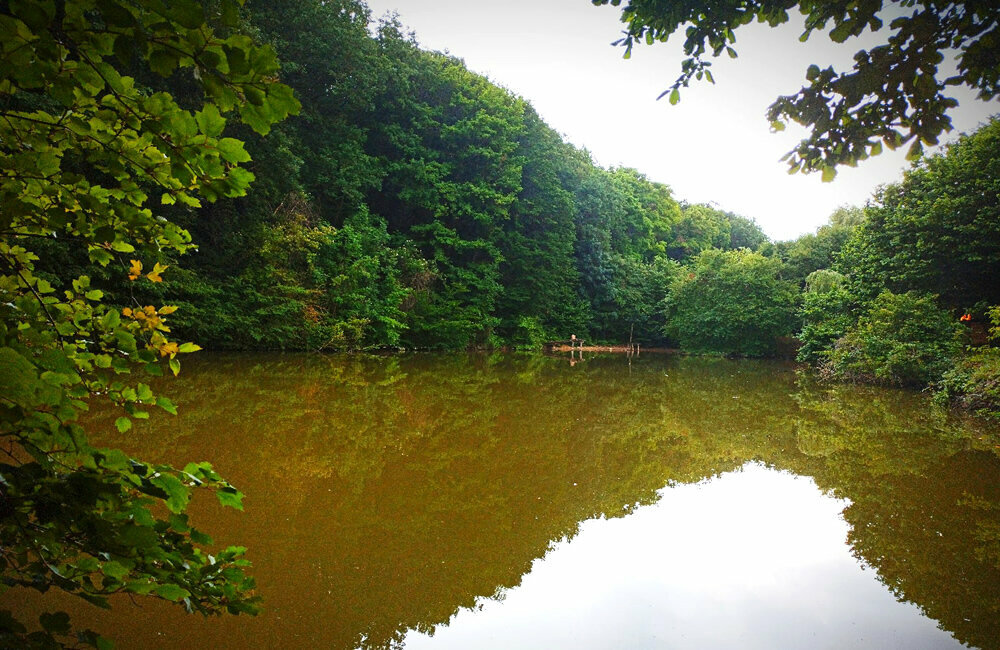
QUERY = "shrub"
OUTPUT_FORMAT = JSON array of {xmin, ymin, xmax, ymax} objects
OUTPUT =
[
  {"xmin": 933, "ymin": 305, "xmax": 1000, "ymax": 419},
  {"xmin": 823, "ymin": 291, "xmax": 963, "ymax": 385},
  {"xmin": 665, "ymin": 249, "xmax": 799, "ymax": 356},
  {"xmin": 797, "ymin": 270, "xmax": 856, "ymax": 364},
  {"xmin": 933, "ymin": 348, "xmax": 1000, "ymax": 420}
]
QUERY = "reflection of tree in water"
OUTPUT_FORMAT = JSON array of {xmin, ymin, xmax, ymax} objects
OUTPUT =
[
  {"xmin": 791, "ymin": 384, "xmax": 1000, "ymax": 650},
  {"xmin": 24, "ymin": 354, "xmax": 1000, "ymax": 650}
]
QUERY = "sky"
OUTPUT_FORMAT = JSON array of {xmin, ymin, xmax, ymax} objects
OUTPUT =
[{"xmin": 362, "ymin": 0, "xmax": 996, "ymax": 241}]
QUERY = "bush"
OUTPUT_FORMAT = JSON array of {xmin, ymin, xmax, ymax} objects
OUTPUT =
[
  {"xmin": 666, "ymin": 249, "xmax": 799, "ymax": 356},
  {"xmin": 933, "ymin": 348, "xmax": 1000, "ymax": 420},
  {"xmin": 796, "ymin": 270, "xmax": 856, "ymax": 364},
  {"xmin": 797, "ymin": 288, "xmax": 856, "ymax": 364},
  {"xmin": 823, "ymin": 291, "xmax": 963, "ymax": 385},
  {"xmin": 506, "ymin": 315, "xmax": 549, "ymax": 350},
  {"xmin": 933, "ymin": 305, "xmax": 1000, "ymax": 419}
]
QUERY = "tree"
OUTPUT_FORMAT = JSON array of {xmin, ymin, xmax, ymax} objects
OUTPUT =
[
  {"xmin": 837, "ymin": 117, "xmax": 1000, "ymax": 311},
  {"xmin": 796, "ymin": 270, "xmax": 856, "ymax": 364},
  {"xmin": 665, "ymin": 249, "xmax": 799, "ymax": 356},
  {"xmin": 365, "ymin": 27, "xmax": 525, "ymax": 348},
  {"xmin": 776, "ymin": 205, "xmax": 863, "ymax": 286},
  {"xmin": 0, "ymin": 0, "xmax": 297, "ymax": 646},
  {"xmin": 593, "ymin": 1, "xmax": 1000, "ymax": 177},
  {"xmin": 497, "ymin": 105, "xmax": 591, "ymax": 344}
]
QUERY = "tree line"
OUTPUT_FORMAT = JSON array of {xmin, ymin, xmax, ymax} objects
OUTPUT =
[
  {"xmin": 28, "ymin": 0, "xmax": 775, "ymax": 352},
  {"xmin": 44, "ymin": 0, "xmax": 989, "ymax": 416},
  {"xmin": 2, "ymin": 0, "xmax": 998, "ymax": 646}
]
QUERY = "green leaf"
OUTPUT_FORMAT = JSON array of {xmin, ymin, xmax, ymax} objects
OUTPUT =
[
  {"xmin": 195, "ymin": 104, "xmax": 227, "ymax": 138},
  {"xmin": 178, "ymin": 342, "xmax": 202, "ymax": 353},
  {"xmin": 668, "ymin": 88, "xmax": 680, "ymax": 105},
  {"xmin": 217, "ymin": 487, "xmax": 244, "ymax": 511},
  {"xmin": 821, "ymin": 166, "xmax": 837, "ymax": 182},
  {"xmin": 115, "ymin": 416, "xmax": 132, "ymax": 433},
  {"xmin": 89, "ymin": 246, "xmax": 115, "ymax": 267},
  {"xmin": 217, "ymin": 138, "xmax": 251, "ymax": 163},
  {"xmin": 154, "ymin": 584, "xmax": 191, "ymax": 602},
  {"xmin": 190, "ymin": 527, "xmax": 213, "ymax": 545},
  {"xmin": 156, "ymin": 396, "xmax": 178, "ymax": 415},
  {"xmin": 0, "ymin": 347, "xmax": 40, "ymax": 407},
  {"xmin": 101, "ymin": 561, "xmax": 130, "ymax": 581},
  {"xmin": 125, "ymin": 581, "xmax": 157, "ymax": 595},
  {"xmin": 152, "ymin": 473, "xmax": 191, "ymax": 513}
]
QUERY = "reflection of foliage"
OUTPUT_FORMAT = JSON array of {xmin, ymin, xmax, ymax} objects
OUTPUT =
[
  {"xmin": 793, "ymin": 381, "xmax": 1000, "ymax": 650},
  {"xmin": 7, "ymin": 355, "xmax": 999, "ymax": 650}
]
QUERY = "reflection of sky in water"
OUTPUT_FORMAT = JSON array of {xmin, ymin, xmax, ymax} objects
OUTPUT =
[{"xmin": 404, "ymin": 462, "xmax": 962, "ymax": 649}]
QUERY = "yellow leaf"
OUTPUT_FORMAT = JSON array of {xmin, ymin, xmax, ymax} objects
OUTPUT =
[
  {"xmin": 128, "ymin": 259, "xmax": 143, "ymax": 281},
  {"xmin": 146, "ymin": 262, "xmax": 168, "ymax": 283},
  {"xmin": 158, "ymin": 305, "xmax": 178, "ymax": 315}
]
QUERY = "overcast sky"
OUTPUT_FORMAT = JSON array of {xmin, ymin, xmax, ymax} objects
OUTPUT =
[{"xmin": 362, "ymin": 0, "xmax": 996, "ymax": 241}]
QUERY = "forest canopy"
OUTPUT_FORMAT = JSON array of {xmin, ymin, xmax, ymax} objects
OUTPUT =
[{"xmin": 2, "ymin": 0, "xmax": 999, "ymax": 645}]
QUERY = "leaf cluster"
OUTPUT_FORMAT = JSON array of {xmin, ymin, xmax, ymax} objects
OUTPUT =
[
  {"xmin": 594, "ymin": 0, "xmax": 999, "ymax": 177},
  {"xmin": 1, "ymin": 0, "xmax": 298, "ymax": 645}
]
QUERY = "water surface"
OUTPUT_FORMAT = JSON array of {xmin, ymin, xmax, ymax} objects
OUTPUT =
[{"xmin": 5, "ymin": 353, "xmax": 1000, "ymax": 649}]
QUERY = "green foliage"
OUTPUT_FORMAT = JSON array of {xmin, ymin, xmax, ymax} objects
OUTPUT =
[
  {"xmin": 934, "ymin": 305, "xmax": 1000, "ymax": 420},
  {"xmin": 934, "ymin": 348, "xmax": 1000, "ymax": 420},
  {"xmin": 804, "ymin": 268, "xmax": 845, "ymax": 294},
  {"xmin": 572, "ymin": 166, "xmax": 685, "ymax": 343},
  {"xmin": 796, "ymin": 274, "xmax": 856, "ymax": 364},
  {"xmin": 366, "ymin": 30, "xmax": 525, "ymax": 348},
  {"xmin": 666, "ymin": 249, "xmax": 799, "ymax": 356},
  {"xmin": 838, "ymin": 118, "xmax": 1000, "ymax": 310},
  {"xmin": 0, "ymin": 0, "xmax": 297, "ymax": 645},
  {"xmin": 497, "ymin": 105, "xmax": 591, "ymax": 342},
  {"xmin": 823, "ymin": 291, "xmax": 964, "ymax": 386},
  {"xmin": 776, "ymin": 206, "xmax": 863, "ymax": 286},
  {"xmin": 726, "ymin": 211, "xmax": 769, "ymax": 251},
  {"xmin": 594, "ymin": 0, "xmax": 1000, "ymax": 175},
  {"xmin": 667, "ymin": 203, "xmax": 730, "ymax": 260},
  {"xmin": 18, "ymin": 1, "xmax": 785, "ymax": 353}
]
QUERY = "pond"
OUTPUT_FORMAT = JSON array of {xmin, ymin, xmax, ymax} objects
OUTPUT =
[{"xmin": 5, "ymin": 353, "xmax": 1000, "ymax": 649}]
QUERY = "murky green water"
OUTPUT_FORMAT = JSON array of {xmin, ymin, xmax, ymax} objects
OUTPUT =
[{"xmin": 6, "ymin": 353, "xmax": 1000, "ymax": 649}]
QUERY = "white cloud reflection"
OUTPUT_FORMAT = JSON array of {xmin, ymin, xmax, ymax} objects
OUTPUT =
[{"xmin": 402, "ymin": 463, "xmax": 961, "ymax": 649}]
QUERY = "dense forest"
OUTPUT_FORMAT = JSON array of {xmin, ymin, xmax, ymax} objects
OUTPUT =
[
  {"xmin": 34, "ymin": 0, "xmax": 996, "ymax": 410},
  {"xmin": 32, "ymin": 0, "xmax": 775, "ymax": 353},
  {"xmin": 2, "ymin": 0, "xmax": 999, "ymax": 647}
]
